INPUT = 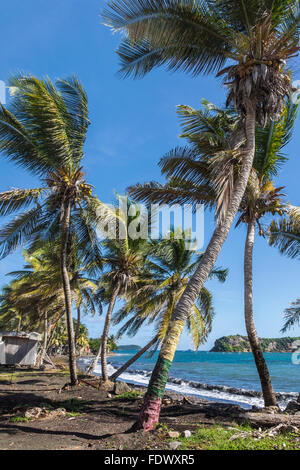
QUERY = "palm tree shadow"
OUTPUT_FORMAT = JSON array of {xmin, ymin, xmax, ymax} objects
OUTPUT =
[{"xmin": 0, "ymin": 422, "xmax": 119, "ymax": 441}]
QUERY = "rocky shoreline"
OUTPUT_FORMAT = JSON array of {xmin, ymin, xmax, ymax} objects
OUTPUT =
[
  {"xmin": 210, "ymin": 335, "xmax": 300, "ymax": 352},
  {"xmin": 1, "ymin": 366, "xmax": 300, "ymax": 450}
]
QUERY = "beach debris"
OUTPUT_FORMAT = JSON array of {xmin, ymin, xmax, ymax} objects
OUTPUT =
[
  {"xmin": 40, "ymin": 363, "xmax": 54, "ymax": 370},
  {"xmin": 182, "ymin": 396, "xmax": 193, "ymax": 405},
  {"xmin": 49, "ymin": 408, "xmax": 66, "ymax": 418},
  {"xmin": 25, "ymin": 407, "xmax": 44, "ymax": 419},
  {"xmin": 113, "ymin": 381, "xmax": 132, "ymax": 395},
  {"xmin": 163, "ymin": 398, "xmax": 173, "ymax": 405},
  {"xmin": 229, "ymin": 423, "xmax": 299, "ymax": 441},
  {"xmin": 24, "ymin": 407, "xmax": 66, "ymax": 420},
  {"xmin": 259, "ymin": 406, "xmax": 280, "ymax": 414},
  {"xmin": 163, "ymin": 394, "xmax": 178, "ymax": 405},
  {"xmin": 168, "ymin": 431, "xmax": 180, "ymax": 438},
  {"xmin": 182, "ymin": 430, "xmax": 192, "ymax": 438},
  {"xmin": 168, "ymin": 441, "xmax": 182, "ymax": 450}
]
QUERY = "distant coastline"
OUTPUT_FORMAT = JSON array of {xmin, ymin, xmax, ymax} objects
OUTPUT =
[
  {"xmin": 210, "ymin": 335, "xmax": 300, "ymax": 353},
  {"xmin": 117, "ymin": 345, "xmax": 141, "ymax": 351}
]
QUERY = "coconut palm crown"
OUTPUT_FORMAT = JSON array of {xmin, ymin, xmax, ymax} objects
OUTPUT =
[
  {"xmin": 0, "ymin": 75, "xmax": 105, "ymax": 384},
  {"xmin": 103, "ymin": 0, "xmax": 300, "ymax": 125},
  {"xmin": 113, "ymin": 228, "xmax": 228, "ymax": 350}
]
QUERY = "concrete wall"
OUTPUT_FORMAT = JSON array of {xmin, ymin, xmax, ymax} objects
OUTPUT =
[
  {"xmin": 1, "ymin": 337, "xmax": 38, "ymax": 366},
  {"xmin": 0, "ymin": 341, "xmax": 5, "ymax": 364}
]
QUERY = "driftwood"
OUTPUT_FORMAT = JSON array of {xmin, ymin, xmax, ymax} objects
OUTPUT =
[
  {"xmin": 239, "ymin": 411, "xmax": 300, "ymax": 429},
  {"xmin": 79, "ymin": 377, "xmax": 101, "ymax": 390}
]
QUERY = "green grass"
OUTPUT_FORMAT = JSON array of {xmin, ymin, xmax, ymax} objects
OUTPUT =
[
  {"xmin": 10, "ymin": 415, "xmax": 31, "ymax": 423},
  {"xmin": 114, "ymin": 390, "xmax": 142, "ymax": 400},
  {"xmin": 66, "ymin": 411, "xmax": 83, "ymax": 417},
  {"xmin": 0, "ymin": 372, "xmax": 19, "ymax": 381},
  {"xmin": 173, "ymin": 425, "xmax": 300, "ymax": 450}
]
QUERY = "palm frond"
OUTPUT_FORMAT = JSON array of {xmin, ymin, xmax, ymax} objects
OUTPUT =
[
  {"xmin": 269, "ymin": 211, "xmax": 300, "ymax": 259},
  {"xmin": 103, "ymin": 0, "xmax": 234, "ymax": 78},
  {"xmin": 0, "ymin": 206, "xmax": 43, "ymax": 258},
  {"xmin": 8, "ymin": 75, "xmax": 74, "ymax": 169},
  {"xmin": 0, "ymin": 188, "xmax": 45, "ymax": 217},
  {"xmin": 254, "ymin": 99, "xmax": 298, "ymax": 179},
  {"xmin": 0, "ymin": 104, "xmax": 52, "ymax": 177},
  {"xmin": 281, "ymin": 297, "xmax": 300, "ymax": 332},
  {"xmin": 56, "ymin": 76, "xmax": 90, "ymax": 163},
  {"xmin": 207, "ymin": 0, "xmax": 297, "ymax": 32}
]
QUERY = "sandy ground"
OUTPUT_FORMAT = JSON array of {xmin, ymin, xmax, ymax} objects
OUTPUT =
[{"xmin": 0, "ymin": 365, "xmax": 242, "ymax": 450}]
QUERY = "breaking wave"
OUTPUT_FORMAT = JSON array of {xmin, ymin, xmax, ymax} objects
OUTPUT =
[{"xmin": 78, "ymin": 357, "xmax": 297, "ymax": 410}]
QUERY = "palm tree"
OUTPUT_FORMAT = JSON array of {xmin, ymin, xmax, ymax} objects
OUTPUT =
[
  {"xmin": 107, "ymin": 334, "xmax": 118, "ymax": 353},
  {"xmin": 48, "ymin": 317, "xmax": 90, "ymax": 355},
  {"xmin": 49, "ymin": 318, "xmax": 69, "ymax": 355},
  {"xmin": 73, "ymin": 320, "xmax": 90, "ymax": 355},
  {"xmin": 0, "ymin": 247, "xmax": 66, "ymax": 334},
  {"xmin": 0, "ymin": 265, "xmax": 66, "ymax": 365},
  {"xmin": 235, "ymin": 101, "xmax": 297, "ymax": 406},
  {"xmin": 132, "ymin": 99, "xmax": 297, "ymax": 408},
  {"xmin": 103, "ymin": 0, "xmax": 299, "ymax": 429},
  {"xmin": 128, "ymin": 100, "xmax": 248, "ymax": 427},
  {"xmin": 0, "ymin": 75, "xmax": 104, "ymax": 385},
  {"xmin": 87, "ymin": 197, "xmax": 150, "ymax": 380},
  {"xmin": 269, "ymin": 206, "xmax": 300, "ymax": 332},
  {"xmin": 110, "ymin": 229, "xmax": 227, "ymax": 381},
  {"xmin": 130, "ymin": 102, "xmax": 297, "ymax": 424},
  {"xmin": 0, "ymin": 240, "xmax": 102, "ymax": 364}
]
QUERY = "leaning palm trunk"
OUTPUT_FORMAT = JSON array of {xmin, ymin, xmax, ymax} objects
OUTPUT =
[
  {"xmin": 60, "ymin": 200, "xmax": 78, "ymax": 385},
  {"xmin": 110, "ymin": 335, "xmax": 159, "ymax": 382},
  {"xmin": 87, "ymin": 343, "xmax": 102, "ymax": 375},
  {"xmin": 101, "ymin": 283, "xmax": 121, "ymax": 381},
  {"xmin": 244, "ymin": 220, "xmax": 278, "ymax": 407},
  {"xmin": 136, "ymin": 107, "xmax": 257, "ymax": 431},
  {"xmin": 87, "ymin": 283, "xmax": 121, "ymax": 376},
  {"xmin": 46, "ymin": 318, "xmax": 60, "ymax": 354}
]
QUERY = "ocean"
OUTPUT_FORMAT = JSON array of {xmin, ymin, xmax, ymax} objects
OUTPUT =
[{"xmin": 78, "ymin": 349, "xmax": 300, "ymax": 409}]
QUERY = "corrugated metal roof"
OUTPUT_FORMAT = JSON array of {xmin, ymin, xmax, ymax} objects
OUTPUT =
[{"xmin": 0, "ymin": 331, "xmax": 42, "ymax": 341}]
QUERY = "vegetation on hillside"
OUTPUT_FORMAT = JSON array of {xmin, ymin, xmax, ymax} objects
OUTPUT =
[{"xmin": 210, "ymin": 334, "xmax": 300, "ymax": 352}]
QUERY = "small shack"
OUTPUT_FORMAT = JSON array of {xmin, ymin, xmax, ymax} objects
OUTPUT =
[{"xmin": 0, "ymin": 331, "xmax": 42, "ymax": 366}]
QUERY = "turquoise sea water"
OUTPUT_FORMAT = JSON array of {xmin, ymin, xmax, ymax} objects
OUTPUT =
[{"xmin": 79, "ymin": 350, "xmax": 300, "ymax": 409}]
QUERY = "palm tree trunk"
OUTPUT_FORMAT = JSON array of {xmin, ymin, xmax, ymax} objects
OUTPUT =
[
  {"xmin": 75, "ymin": 304, "xmax": 81, "ymax": 347},
  {"xmin": 46, "ymin": 317, "xmax": 60, "ymax": 354},
  {"xmin": 37, "ymin": 312, "xmax": 48, "ymax": 367},
  {"xmin": 87, "ymin": 342, "xmax": 102, "ymax": 375},
  {"xmin": 244, "ymin": 219, "xmax": 278, "ymax": 407},
  {"xmin": 101, "ymin": 283, "xmax": 121, "ymax": 382},
  {"xmin": 87, "ymin": 283, "xmax": 121, "ymax": 376},
  {"xmin": 110, "ymin": 335, "xmax": 159, "ymax": 382},
  {"xmin": 135, "ymin": 106, "xmax": 257, "ymax": 431},
  {"xmin": 60, "ymin": 199, "xmax": 77, "ymax": 386}
]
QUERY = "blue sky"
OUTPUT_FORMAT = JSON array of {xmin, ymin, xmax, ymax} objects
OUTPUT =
[{"xmin": 0, "ymin": 0, "xmax": 300, "ymax": 350}]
